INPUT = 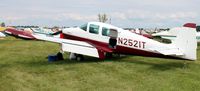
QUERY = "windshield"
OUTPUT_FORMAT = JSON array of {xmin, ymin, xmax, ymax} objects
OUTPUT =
[{"xmin": 80, "ymin": 23, "xmax": 87, "ymax": 31}]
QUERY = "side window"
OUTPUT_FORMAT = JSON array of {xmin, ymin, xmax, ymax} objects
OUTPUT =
[
  {"xmin": 102, "ymin": 27, "xmax": 110, "ymax": 36},
  {"xmin": 89, "ymin": 24, "xmax": 99, "ymax": 34},
  {"xmin": 80, "ymin": 23, "xmax": 87, "ymax": 31}
]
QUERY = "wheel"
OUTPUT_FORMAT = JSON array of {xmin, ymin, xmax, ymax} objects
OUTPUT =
[
  {"xmin": 76, "ymin": 54, "xmax": 84, "ymax": 61},
  {"xmin": 105, "ymin": 53, "xmax": 113, "ymax": 58},
  {"xmin": 69, "ymin": 53, "xmax": 84, "ymax": 61},
  {"xmin": 57, "ymin": 52, "xmax": 64, "ymax": 60}
]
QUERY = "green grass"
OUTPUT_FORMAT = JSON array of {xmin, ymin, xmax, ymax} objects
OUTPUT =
[{"xmin": 1, "ymin": 37, "xmax": 200, "ymax": 91}]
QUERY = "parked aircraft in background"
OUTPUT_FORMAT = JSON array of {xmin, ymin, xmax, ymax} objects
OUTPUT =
[
  {"xmin": 28, "ymin": 27, "xmax": 60, "ymax": 38},
  {"xmin": 128, "ymin": 28, "xmax": 153, "ymax": 39},
  {"xmin": 152, "ymin": 23, "xmax": 200, "ymax": 42},
  {"xmin": 4, "ymin": 27, "xmax": 60, "ymax": 39},
  {"xmin": 34, "ymin": 22, "xmax": 197, "ymax": 61},
  {"xmin": 0, "ymin": 27, "xmax": 7, "ymax": 38},
  {"xmin": 5, "ymin": 28, "xmax": 36, "ymax": 39}
]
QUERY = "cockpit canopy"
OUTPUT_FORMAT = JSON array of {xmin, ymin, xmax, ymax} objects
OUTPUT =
[
  {"xmin": 80, "ymin": 23, "xmax": 87, "ymax": 31},
  {"xmin": 79, "ymin": 22, "xmax": 118, "ymax": 37}
]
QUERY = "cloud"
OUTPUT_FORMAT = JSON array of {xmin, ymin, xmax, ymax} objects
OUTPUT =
[
  {"xmin": 60, "ymin": 13, "xmax": 97, "ymax": 21},
  {"xmin": 0, "ymin": 0, "xmax": 199, "ymax": 27},
  {"xmin": 110, "ymin": 10, "xmax": 198, "ymax": 22}
]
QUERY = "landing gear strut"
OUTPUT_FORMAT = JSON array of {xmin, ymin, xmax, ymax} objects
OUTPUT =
[{"xmin": 69, "ymin": 53, "xmax": 84, "ymax": 61}]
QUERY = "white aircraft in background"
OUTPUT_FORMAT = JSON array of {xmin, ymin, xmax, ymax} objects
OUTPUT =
[
  {"xmin": 24, "ymin": 27, "xmax": 60, "ymax": 38},
  {"xmin": 152, "ymin": 23, "xmax": 200, "ymax": 42},
  {"xmin": 34, "ymin": 22, "xmax": 197, "ymax": 61}
]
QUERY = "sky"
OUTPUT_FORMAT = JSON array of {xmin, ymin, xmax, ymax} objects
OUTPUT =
[{"xmin": 0, "ymin": 0, "xmax": 199, "ymax": 28}]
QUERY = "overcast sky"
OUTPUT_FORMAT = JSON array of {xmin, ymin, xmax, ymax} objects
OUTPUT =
[{"xmin": 0, "ymin": 0, "xmax": 199, "ymax": 28}]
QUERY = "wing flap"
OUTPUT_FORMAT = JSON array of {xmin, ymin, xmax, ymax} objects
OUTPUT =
[{"xmin": 61, "ymin": 41, "xmax": 99, "ymax": 58}]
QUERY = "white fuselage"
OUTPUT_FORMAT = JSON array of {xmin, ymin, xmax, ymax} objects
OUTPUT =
[{"xmin": 62, "ymin": 22, "xmax": 178, "ymax": 58}]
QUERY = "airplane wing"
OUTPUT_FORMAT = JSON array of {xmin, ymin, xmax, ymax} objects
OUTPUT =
[
  {"xmin": 33, "ymin": 34, "xmax": 64, "ymax": 43},
  {"xmin": 33, "ymin": 35, "xmax": 113, "ymax": 59}
]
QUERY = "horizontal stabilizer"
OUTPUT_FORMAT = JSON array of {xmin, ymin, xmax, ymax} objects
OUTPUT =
[{"xmin": 155, "ymin": 48, "xmax": 183, "ymax": 56}]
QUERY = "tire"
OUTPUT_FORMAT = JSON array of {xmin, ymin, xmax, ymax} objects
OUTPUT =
[
  {"xmin": 105, "ymin": 53, "xmax": 113, "ymax": 58},
  {"xmin": 76, "ymin": 54, "xmax": 84, "ymax": 61},
  {"xmin": 57, "ymin": 52, "xmax": 64, "ymax": 60}
]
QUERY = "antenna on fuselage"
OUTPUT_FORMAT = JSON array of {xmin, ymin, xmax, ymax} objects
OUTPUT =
[{"xmin": 109, "ymin": 18, "xmax": 111, "ymax": 24}]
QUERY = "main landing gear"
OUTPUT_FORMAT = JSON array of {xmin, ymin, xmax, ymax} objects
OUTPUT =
[{"xmin": 69, "ymin": 53, "xmax": 84, "ymax": 61}]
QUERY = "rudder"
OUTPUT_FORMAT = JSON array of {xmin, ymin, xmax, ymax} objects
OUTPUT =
[{"xmin": 172, "ymin": 27, "xmax": 197, "ymax": 60}]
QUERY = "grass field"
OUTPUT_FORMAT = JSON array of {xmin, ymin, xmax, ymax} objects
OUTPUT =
[{"xmin": 1, "ymin": 37, "xmax": 200, "ymax": 91}]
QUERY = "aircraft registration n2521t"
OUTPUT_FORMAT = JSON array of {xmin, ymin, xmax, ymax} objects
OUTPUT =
[{"xmin": 34, "ymin": 22, "xmax": 197, "ymax": 61}]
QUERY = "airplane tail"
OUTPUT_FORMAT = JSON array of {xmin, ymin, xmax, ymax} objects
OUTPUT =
[{"xmin": 172, "ymin": 27, "xmax": 197, "ymax": 60}]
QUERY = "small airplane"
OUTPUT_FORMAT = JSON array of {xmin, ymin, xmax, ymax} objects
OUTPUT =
[
  {"xmin": 5, "ymin": 28, "xmax": 36, "ymax": 39},
  {"xmin": 152, "ymin": 23, "xmax": 200, "ymax": 42},
  {"xmin": 4, "ymin": 27, "xmax": 61, "ymax": 39},
  {"xmin": 34, "ymin": 22, "xmax": 197, "ymax": 61}
]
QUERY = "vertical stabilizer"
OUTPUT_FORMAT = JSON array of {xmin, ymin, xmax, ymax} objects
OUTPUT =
[{"xmin": 172, "ymin": 27, "xmax": 197, "ymax": 60}]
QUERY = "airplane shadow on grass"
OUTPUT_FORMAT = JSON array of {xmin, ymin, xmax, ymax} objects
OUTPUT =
[
  {"xmin": 120, "ymin": 58, "xmax": 186, "ymax": 71},
  {"xmin": 17, "ymin": 55, "xmax": 190, "ymax": 71}
]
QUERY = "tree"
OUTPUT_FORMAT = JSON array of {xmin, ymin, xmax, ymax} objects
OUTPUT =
[
  {"xmin": 1, "ymin": 22, "xmax": 5, "ymax": 27},
  {"xmin": 98, "ymin": 13, "xmax": 108, "ymax": 23}
]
